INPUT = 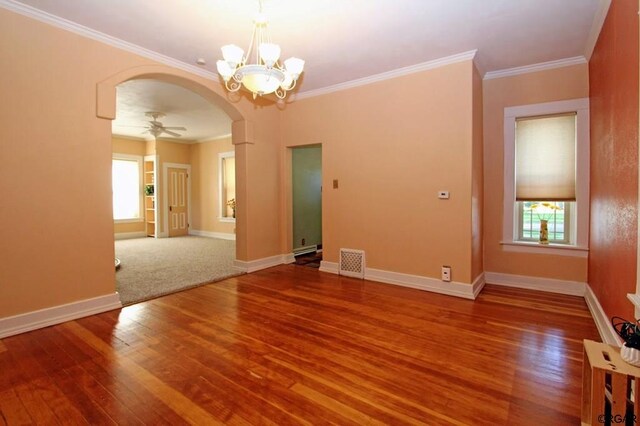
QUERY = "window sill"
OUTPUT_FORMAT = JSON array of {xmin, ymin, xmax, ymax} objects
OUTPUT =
[
  {"xmin": 500, "ymin": 241, "xmax": 589, "ymax": 257},
  {"xmin": 114, "ymin": 218, "xmax": 144, "ymax": 224},
  {"xmin": 218, "ymin": 217, "xmax": 236, "ymax": 223}
]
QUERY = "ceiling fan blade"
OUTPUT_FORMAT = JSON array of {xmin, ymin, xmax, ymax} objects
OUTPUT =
[
  {"xmin": 115, "ymin": 124, "xmax": 147, "ymax": 128},
  {"xmin": 163, "ymin": 126, "xmax": 187, "ymax": 131},
  {"xmin": 162, "ymin": 129, "xmax": 182, "ymax": 137}
]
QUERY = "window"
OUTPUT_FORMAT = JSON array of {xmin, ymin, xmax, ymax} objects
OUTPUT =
[
  {"xmin": 218, "ymin": 151, "xmax": 236, "ymax": 222},
  {"xmin": 503, "ymin": 98, "xmax": 589, "ymax": 255},
  {"xmin": 519, "ymin": 201, "xmax": 570, "ymax": 244},
  {"xmin": 112, "ymin": 155, "xmax": 143, "ymax": 222}
]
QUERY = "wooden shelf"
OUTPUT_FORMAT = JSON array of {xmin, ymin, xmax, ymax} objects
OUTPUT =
[{"xmin": 144, "ymin": 158, "xmax": 156, "ymax": 239}]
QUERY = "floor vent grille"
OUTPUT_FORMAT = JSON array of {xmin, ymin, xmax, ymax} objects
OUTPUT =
[{"xmin": 339, "ymin": 248, "xmax": 365, "ymax": 279}]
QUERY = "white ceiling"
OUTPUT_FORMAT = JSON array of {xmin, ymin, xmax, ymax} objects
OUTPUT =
[
  {"xmin": 7, "ymin": 0, "xmax": 607, "ymax": 139},
  {"xmin": 112, "ymin": 79, "xmax": 231, "ymax": 142}
]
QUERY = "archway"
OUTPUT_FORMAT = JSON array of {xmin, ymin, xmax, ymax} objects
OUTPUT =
[{"xmin": 97, "ymin": 65, "xmax": 252, "ymax": 301}]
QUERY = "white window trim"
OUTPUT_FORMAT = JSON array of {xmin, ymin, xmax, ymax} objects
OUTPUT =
[
  {"xmin": 112, "ymin": 153, "xmax": 144, "ymax": 223},
  {"xmin": 502, "ymin": 98, "xmax": 590, "ymax": 256},
  {"xmin": 218, "ymin": 151, "xmax": 236, "ymax": 223}
]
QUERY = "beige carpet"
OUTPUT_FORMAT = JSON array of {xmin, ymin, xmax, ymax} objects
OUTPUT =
[{"xmin": 115, "ymin": 236, "xmax": 239, "ymax": 305}]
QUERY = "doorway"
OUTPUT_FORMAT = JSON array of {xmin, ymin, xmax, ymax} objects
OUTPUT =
[
  {"xmin": 291, "ymin": 144, "xmax": 322, "ymax": 267},
  {"xmin": 166, "ymin": 164, "xmax": 190, "ymax": 237}
]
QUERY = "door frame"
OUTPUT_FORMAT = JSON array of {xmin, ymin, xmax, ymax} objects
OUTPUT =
[
  {"xmin": 285, "ymin": 143, "xmax": 324, "ymax": 256},
  {"xmin": 162, "ymin": 162, "xmax": 191, "ymax": 238}
]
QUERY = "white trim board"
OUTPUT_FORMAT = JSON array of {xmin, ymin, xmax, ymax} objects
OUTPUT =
[
  {"xmin": 189, "ymin": 229, "xmax": 236, "ymax": 241},
  {"xmin": 293, "ymin": 50, "xmax": 478, "ymax": 100},
  {"xmin": 319, "ymin": 260, "xmax": 339, "ymax": 275},
  {"xmin": 234, "ymin": 254, "xmax": 294, "ymax": 274},
  {"xmin": 585, "ymin": 284, "xmax": 622, "ymax": 346},
  {"xmin": 319, "ymin": 261, "xmax": 484, "ymax": 300},
  {"xmin": 365, "ymin": 268, "xmax": 484, "ymax": 300},
  {"xmin": 114, "ymin": 231, "xmax": 147, "ymax": 240},
  {"xmin": 484, "ymin": 56, "xmax": 587, "ymax": 80},
  {"xmin": 0, "ymin": 293, "xmax": 122, "ymax": 339},
  {"xmin": 584, "ymin": 0, "xmax": 612, "ymax": 60},
  {"xmin": 0, "ymin": 0, "xmax": 219, "ymax": 82},
  {"xmin": 484, "ymin": 271, "xmax": 586, "ymax": 296}
]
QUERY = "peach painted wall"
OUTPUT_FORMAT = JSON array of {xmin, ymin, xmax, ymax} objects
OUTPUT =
[
  {"xmin": 471, "ymin": 66, "xmax": 484, "ymax": 281},
  {"xmin": 0, "ymin": 8, "xmax": 282, "ymax": 319},
  {"xmin": 483, "ymin": 64, "xmax": 590, "ymax": 282},
  {"xmin": 281, "ymin": 60, "xmax": 478, "ymax": 283},
  {"xmin": 190, "ymin": 137, "xmax": 235, "ymax": 235},
  {"xmin": 112, "ymin": 136, "xmax": 146, "ymax": 234},
  {"xmin": 588, "ymin": 0, "xmax": 639, "ymax": 320}
]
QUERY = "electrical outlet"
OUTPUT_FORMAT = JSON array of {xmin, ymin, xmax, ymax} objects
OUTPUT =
[{"xmin": 441, "ymin": 266, "xmax": 451, "ymax": 282}]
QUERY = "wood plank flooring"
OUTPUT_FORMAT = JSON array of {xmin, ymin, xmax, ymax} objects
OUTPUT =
[{"xmin": 0, "ymin": 265, "xmax": 600, "ymax": 425}]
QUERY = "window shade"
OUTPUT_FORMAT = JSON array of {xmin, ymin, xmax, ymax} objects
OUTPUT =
[{"xmin": 515, "ymin": 113, "xmax": 576, "ymax": 201}]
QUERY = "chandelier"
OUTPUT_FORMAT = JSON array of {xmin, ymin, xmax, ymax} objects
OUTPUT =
[{"xmin": 216, "ymin": 1, "xmax": 305, "ymax": 100}]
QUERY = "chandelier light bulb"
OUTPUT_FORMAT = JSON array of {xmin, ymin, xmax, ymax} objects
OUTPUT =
[
  {"xmin": 221, "ymin": 44, "xmax": 244, "ymax": 67},
  {"xmin": 284, "ymin": 57, "xmax": 305, "ymax": 79},
  {"xmin": 259, "ymin": 43, "xmax": 281, "ymax": 67},
  {"xmin": 281, "ymin": 71, "xmax": 293, "ymax": 90},
  {"xmin": 216, "ymin": 60, "xmax": 234, "ymax": 81}
]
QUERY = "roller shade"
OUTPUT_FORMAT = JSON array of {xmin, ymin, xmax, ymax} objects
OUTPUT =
[{"xmin": 515, "ymin": 113, "xmax": 576, "ymax": 201}]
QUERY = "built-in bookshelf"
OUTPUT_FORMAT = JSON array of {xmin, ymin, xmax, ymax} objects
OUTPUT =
[{"xmin": 144, "ymin": 156, "xmax": 157, "ymax": 237}]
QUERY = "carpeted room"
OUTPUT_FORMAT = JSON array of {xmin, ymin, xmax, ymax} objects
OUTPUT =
[
  {"xmin": 115, "ymin": 236, "xmax": 238, "ymax": 305},
  {"xmin": 0, "ymin": 0, "xmax": 638, "ymax": 424}
]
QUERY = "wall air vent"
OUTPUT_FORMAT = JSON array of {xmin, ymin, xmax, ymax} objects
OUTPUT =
[{"xmin": 339, "ymin": 248, "xmax": 365, "ymax": 279}]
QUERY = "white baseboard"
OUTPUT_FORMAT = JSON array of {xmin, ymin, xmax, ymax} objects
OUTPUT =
[
  {"xmin": 472, "ymin": 273, "xmax": 486, "ymax": 298},
  {"xmin": 293, "ymin": 245, "xmax": 318, "ymax": 256},
  {"xmin": 318, "ymin": 261, "xmax": 482, "ymax": 300},
  {"xmin": 189, "ymin": 229, "xmax": 236, "ymax": 241},
  {"xmin": 234, "ymin": 254, "xmax": 291, "ymax": 273},
  {"xmin": 365, "ymin": 268, "xmax": 481, "ymax": 300},
  {"xmin": 0, "ymin": 293, "xmax": 122, "ymax": 339},
  {"xmin": 114, "ymin": 231, "xmax": 147, "ymax": 240},
  {"xmin": 283, "ymin": 253, "xmax": 296, "ymax": 264},
  {"xmin": 484, "ymin": 271, "xmax": 586, "ymax": 296},
  {"xmin": 319, "ymin": 261, "xmax": 339, "ymax": 274},
  {"xmin": 585, "ymin": 284, "xmax": 622, "ymax": 346}
]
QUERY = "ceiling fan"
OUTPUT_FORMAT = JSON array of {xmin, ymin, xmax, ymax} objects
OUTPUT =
[{"xmin": 143, "ymin": 111, "xmax": 187, "ymax": 138}]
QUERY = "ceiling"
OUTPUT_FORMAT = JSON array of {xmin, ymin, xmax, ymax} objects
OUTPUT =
[
  {"xmin": 6, "ymin": 0, "xmax": 607, "ymax": 140},
  {"xmin": 112, "ymin": 79, "xmax": 231, "ymax": 142}
]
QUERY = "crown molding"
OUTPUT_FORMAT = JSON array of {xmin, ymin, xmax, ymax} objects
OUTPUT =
[
  {"xmin": 483, "ymin": 56, "xmax": 587, "ymax": 80},
  {"xmin": 293, "ymin": 50, "xmax": 478, "ymax": 101},
  {"xmin": 0, "ymin": 0, "xmax": 220, "ymax": 82},
  {"xmin": 111, "ymin": 133, "xmax": 147, "ymax": 142},
  {"xmin": 196, "ymin": 133, "xmax": 233, "ymax": 143},
  {"xmin": 584, "ymin": 0, "xmax": 612, "ymax": 60}
]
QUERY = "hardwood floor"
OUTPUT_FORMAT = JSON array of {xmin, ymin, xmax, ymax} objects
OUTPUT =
[{"xmin": 0, "ymin": 265, "xmax": 599, "ymax": 425}]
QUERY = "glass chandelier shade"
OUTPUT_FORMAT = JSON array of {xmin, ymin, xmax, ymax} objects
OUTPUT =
[{"xmin": 216, "ymin": 3, "xmax": 304, "ymax": 99}]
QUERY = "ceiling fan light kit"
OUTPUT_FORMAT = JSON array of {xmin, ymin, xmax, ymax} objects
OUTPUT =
[{"xmin": 216, "ymin": 1, "xmax": 304, "ymax": 100}]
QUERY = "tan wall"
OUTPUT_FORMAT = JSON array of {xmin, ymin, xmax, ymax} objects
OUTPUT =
[
  {"xmin": 112, "ymin": 136, "xmax": 146, "ymax": 156},
  {"xmin": 483, "ymin": 64, "xmax": 590, "ymax": 281},
  {"xmin": 0, "ymin": 8, "xmax": 282, "ymax": 319},
  {"xmin": 281, "ymin": 60, "xmax": 477, "ymax": 283},
  {"xmin": 190, "ymin": 137, "xmax": 236, "ymax": 235},
  {"xmin": 112, "ymin": 136, "xmax": 146, "ymax": 234},
  {"xmin": 471, "ymin": 66, "xmax": 484, "ymax": 281}
]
